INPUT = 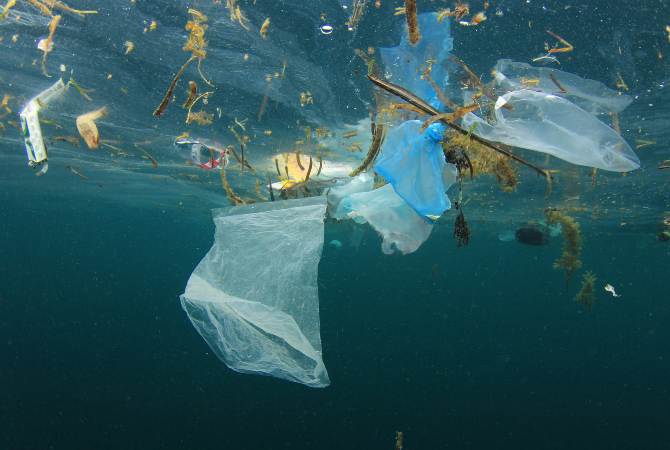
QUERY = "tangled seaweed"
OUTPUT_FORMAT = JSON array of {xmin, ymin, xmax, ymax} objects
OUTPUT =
[
  {"xmin": 546, "ymin": 209, "xmax": 582, "ymax": 289},
  {"xmin": 441, "ymin": 129, "xmax": 520, "ymax": 192},
  {"xmin": 574, "ymin": 271, "xmax": 596, "ymax": 310}
]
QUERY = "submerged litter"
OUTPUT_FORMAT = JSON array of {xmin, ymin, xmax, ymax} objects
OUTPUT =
[
  {"xmin": 334, "ymin": 184, "xmax": 434, "ymax": 255},
  {"xmin": 181, "ymin": 197, "xmax": 330, "ymax": 388},
  {"xmin": 7, "ymin": 2, "xmax": 646, "ymax": 385},
  {"xmin": 492, "ymin": 59, "xmax": 633, "ymax": 115},
  {"xmin": 174, "ymin": 137, "xmax": 228, "ymax": 169},
  {"xmin": 461, "ymin": 89, "xmax": 640, "ymax": 172},
  {"xmin": 460, "ymin": 60, "xmax": 639, "ymax": 172},
  {"xmin": 326, "ymin": 172, "xmax": 374, "ymax": 217},
  {"xmin": 19, "ymin": 78, "xmax": 69, "ymax": 175},
  {"xmin": 380, "ymin": 12, "xmax": 453, "ymax": 111},
  {"xmin": 375, "ymin": 120, "xmax": 458, "ymax": 221},
  {"xmin": 270, "ymin": 152, "xmax": 353, "ymax": 191}
]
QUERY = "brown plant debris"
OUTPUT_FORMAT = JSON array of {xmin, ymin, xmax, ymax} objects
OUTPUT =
[
  {"xmin": 454, "ymin": 211, "xmax": 470, "ymax": 249},
  {"xmin": 546, "ymin": 208, "xmax": 582, "ymax": 289},
  {"xmin": 574, "ymin": 271, "xmax": 596, "ymax": 310}
]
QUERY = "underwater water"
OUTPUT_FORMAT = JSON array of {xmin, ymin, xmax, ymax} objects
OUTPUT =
[{"xmin": 1, "ymin": 0, "xmax": 670, "ymax": 448}]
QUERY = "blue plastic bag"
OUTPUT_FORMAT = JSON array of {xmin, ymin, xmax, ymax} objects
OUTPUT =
[
  {"xmin": 374, "ymin": 120, "xmax": 458, "ymax": 220},
  {"xmin": 379, "ymin": 12, "xmax": 453, "ymax": 110}
]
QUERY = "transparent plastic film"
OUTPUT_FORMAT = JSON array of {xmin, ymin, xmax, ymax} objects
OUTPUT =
[
  {"xmin": 462, "ymin": 89, "xmax": 640, "ymax": 172},
  {"xmin": 336, "ymin": 184, "xmax": 434, "ymax": 255},
  {"xmin": 493, "ymin": 59, "xmax": 633, "ymax": 115},
  {"xmin": 180, "ymin": 197, "xmax": 330, "ymax": 388}
]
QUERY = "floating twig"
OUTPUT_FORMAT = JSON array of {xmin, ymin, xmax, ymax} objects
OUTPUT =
[
  {"xmin": 221, "ymin": 157, "xmax": 243, "ymax": 204},
  {"xmin": 634, "ymin": 139, "xmax": 656, "ymax": 149},
  {"xmin": 419, "ymin": 103, "xmax": 490, "ymax": 133},
  {"xmin": 268, "ymin": 172, "xmax": 275, "ymax": 201},
  {"xmin": 392, "ymin": 103, "xmax": 427, "ymax": 116},
  {"xmin": 295, "ymin": 149, "xmax": 304, "ymax": 170},
  {"xmin": 316, "ymin": 152, "xmax": 323, "ymax": 177},
  {"xmin": 549, "ymin": 73, "xmax": 568, "ymax": 94},
  {"xmin": 65, "ymin": 164, "xmax": 87, "ymax": 180},
  {"xmin": 543, "ymin": 170, "xmax": 553, "ymax": 200},
  {"xmin": 228, "ymin": 145, "xmax": 242, "ymax": 165},
  {"xmin": 449, "ymin": 56, "xmax": 511, "ymax": 108},
  {"xmin": 135, "ymin": 145, "xmax": 158, "ymax": 167},
  {"xmin": 345, "ymin": 0, "xmax": 367, "ymax": 31},
  {"xmin": 546, "ymin": 30, "xmax": 573, "ymax": 53},
  {"xmin": 40, "ymin": 15, "xmax": 61, "ymax": 77},
  {"xmin": 460, "ymin": 123, "xmax": 477, "ymax": 145},
  {"xmin": 69, "ymin": 78, "xmax": 92, "ymax": 101},
  {"xmin": 422, "ymin": 69, "xmax": 460, "ymax": 111},
  {"xmin": 588, "ymin": 168, "xmax": 597, "ymax": 190},
  {"xmin": 275, "ymin": 157, "xmax": 282, "ymax": 177},
  {"xmin": 183, "ymin": 81, "xmax": 197, "ymax": 108},
  {"xmin": 350, "ymin": 122, "xmax": 384, "ymax": 176},
  {"xmin": 153, "ymin": 56, "xmax": 196, "ymax": 118},
  {"xmin": 255, "ymin": 179, "xmax": 268, "ymax": 200},
  {"xmin": 298, "ymin": 156, "xmax": 313, "ymax": 191}
]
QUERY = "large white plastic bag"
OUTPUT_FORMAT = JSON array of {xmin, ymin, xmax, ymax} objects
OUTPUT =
[
  {"xmin": 375, "ymin": 120, "xmax": 458, "ymax": 220},
  {"xmin": 336, "ymin": 184, "xmax": 433, "ymax": 255},
  {"xmin": 180, "ymin": 197, "xmax": 330, "ymax": 388},
  {"xmin": 461, "ymin": 90, "xmax": 640, "ymax": 172}
]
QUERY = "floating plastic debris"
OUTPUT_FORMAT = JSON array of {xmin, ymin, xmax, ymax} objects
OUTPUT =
[{"xmin": 19, "ymin": 78, "xmax": 69, "ymax": 175}]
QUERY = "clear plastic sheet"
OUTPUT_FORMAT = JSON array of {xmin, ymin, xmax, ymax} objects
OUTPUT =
[
  {"xmin": 493, "ymin": 59, "xmax": 633, "ymax": 115},
  {"xmin": 180, "ymin": 197, "xmax": 329, "ymax": 387},
  {"xmin": 327, "ymin": 172, "xmax": 375, "ymax": 217},
  {"xmin": 462, "ymin": 90, "xmax": 640, "ymax": 172},
  {"xmin": 336, "ymin": 184, "xmax": 433, "ymax": 255}
]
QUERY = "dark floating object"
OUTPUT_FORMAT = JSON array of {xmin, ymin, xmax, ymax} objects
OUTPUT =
[
  {"xmin": 515, "ymin": 228, "xmax": 549, "ymax": 246},
  {"xmin": 454, "ymin": 211, "xmax": 470, "ymax": 249}
]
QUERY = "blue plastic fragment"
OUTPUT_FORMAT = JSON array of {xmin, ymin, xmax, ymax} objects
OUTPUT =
[
  {"xmin": 379, "ymin": 12, "xmax": 453, "ymax": 111},
  {"xmin": 374, "ymin": 120, "xmax": 457, "ymax": 221}
]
